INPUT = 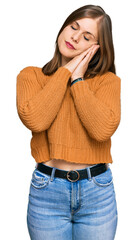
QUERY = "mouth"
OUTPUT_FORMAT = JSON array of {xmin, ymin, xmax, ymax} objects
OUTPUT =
[{"xmin": 65, "ymin": 41, "xmax": 75, "ymax": 50}]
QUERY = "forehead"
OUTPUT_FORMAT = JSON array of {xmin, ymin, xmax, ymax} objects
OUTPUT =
[{"xmin": 73, "ymin": 18, "xmax": 98, "ymax": 37}]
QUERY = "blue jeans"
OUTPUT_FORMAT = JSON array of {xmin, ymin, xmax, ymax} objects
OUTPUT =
[{"xmin": 27, "ymin": 164, "xmax": 118, "ymax": 240}]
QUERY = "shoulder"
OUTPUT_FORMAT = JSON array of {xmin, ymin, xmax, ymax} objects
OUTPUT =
[
  {"xmin": 16, "ymin": 66, "xmax": 46, "ymax": 87},
  {"xmin": 99, "ymin": 71, "xmax": 121, "ymax": 82},
  {"xmin": 17, "ymin": 66, "xmax": 42, "ymax": 77},
  {"xmin": 87, "ymin": 71, "xmax": 121, "ymax": 93},
  {"xmin": 94, "ymin": 71, "xmax": 121, "ymax": 87}
]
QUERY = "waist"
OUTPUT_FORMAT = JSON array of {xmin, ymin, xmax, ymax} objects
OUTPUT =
[
  {"xmin": 42, "ymin": 158, "xmax": 97, "ymax": 171},
  {"xmin": 36, "ymin": 162, "xmax": 109, "ymax": 182}
]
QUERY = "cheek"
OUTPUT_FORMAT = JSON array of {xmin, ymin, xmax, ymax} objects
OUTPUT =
[
  {"xmin": 80, "ymin": 42, "xmax": 95, "ymax": 53},
  {"xmin": 79, "ymin": 45, "xmax": 89, "ymax": 53},
  {"xmin": 58, "ymin": 34, "xmax": 63, "ymax": 46},
  {"xmin": 58, "ymin": 30, "xmax": 68, "ymax": 48},
  {"xmin": 58, "ymin": 28, "xmax": 68, "ymax": 41}
]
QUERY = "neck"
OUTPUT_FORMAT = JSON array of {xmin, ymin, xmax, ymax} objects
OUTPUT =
[{"xmin": 61, "ymin": 55, "xmax": 72, "ymax": 67}]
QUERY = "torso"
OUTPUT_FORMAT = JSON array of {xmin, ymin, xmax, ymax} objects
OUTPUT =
[{"xmin": 43, "ymin": 158, "xmax": 94, "ymax": 171}]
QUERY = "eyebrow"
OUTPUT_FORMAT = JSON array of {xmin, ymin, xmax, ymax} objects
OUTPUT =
[{"xmin": 74, "ymin": 21, "xmax": 96, "ymax": 39}]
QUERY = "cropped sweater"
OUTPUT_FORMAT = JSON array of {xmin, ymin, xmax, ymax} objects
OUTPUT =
[{"xmin": 16, "ymin": 66, "xmax": 121, "ymax": 164}]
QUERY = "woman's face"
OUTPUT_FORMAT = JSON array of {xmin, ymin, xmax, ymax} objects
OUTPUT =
[{"xmin": 58, "ymin": 17, "xmax": 99, "ymax": 66}]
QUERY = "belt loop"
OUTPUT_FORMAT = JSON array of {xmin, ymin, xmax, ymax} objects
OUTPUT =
[
  {"xmin": 50, "ymin": 167, "xmax": 56, "ymax": 182},
  {"xmin": 86, "ymin": 167, "xmax": 92, "ymax": 181},
  {"xmin": 35, "ymin": 163, "xmax": 38, "ymax": 169}
]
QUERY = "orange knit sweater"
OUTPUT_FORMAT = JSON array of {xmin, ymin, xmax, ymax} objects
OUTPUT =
[{"xmin": 16, "ymin": 66, "xmax": 121, "ymax": 164}]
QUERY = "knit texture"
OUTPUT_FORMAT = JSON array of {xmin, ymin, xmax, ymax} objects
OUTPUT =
[{"xmin": 16, "ymin": 66, "xmax": 121, "ymax": 164}]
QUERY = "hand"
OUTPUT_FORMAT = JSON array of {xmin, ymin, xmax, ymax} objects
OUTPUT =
[
  {"xmin": 71, "ymin": 44, "xmax": 100, "ymax": 81},
  {"xmin": 64, "ymin": 47, "xmax": 92, "ymax": 73}
]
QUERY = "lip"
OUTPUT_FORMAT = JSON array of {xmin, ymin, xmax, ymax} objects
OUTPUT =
[{"xmin": 65, "ymin": 41, "xmax": 75, "ymax": 49}]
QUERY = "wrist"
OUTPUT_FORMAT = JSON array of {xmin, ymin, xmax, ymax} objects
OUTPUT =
[
  {"xmin": 70, "ymin": 77, "xmax": 84, "ymax": 87},
  {"xmin": 71, "ymin": 76, "xmax": 84, "ymax": 83}
]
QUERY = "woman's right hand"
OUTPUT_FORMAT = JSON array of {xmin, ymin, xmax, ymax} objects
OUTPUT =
[{"xmin": 64, "ymin": 46, "xmax": 94, "ymax": 73}]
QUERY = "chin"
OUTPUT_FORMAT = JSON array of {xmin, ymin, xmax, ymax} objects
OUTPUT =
[{"xmin": 59, "ymin": 49, "xmax": 75, "ymax": 59}]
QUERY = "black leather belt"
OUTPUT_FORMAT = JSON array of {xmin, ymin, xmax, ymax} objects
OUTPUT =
[{"xmin": 36, "ymin": 163, "xmax": 108, "ymax": 182}]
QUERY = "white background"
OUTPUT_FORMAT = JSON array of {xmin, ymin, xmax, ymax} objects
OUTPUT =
[{"xmin": 1, "ymin": 0, "xmax": 137, "ymax": 239}]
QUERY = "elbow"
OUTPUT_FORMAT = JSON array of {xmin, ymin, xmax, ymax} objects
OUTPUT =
[
  {"xmin": 17, "ymin": 106, "xmax": 49, "ymax": 133},
  {"xmin": 97, "ymin": 125, "xmax": 121, "ymax": 143},
  {"xmin": 17, "ymin": 113, "xmax": 46, "ymax": 132},
  {"xmin": 90, "ymin": 115, "xmax": 121, "ymax": 143},
  {"xmin": 91, "ymin": 133, "xmax": 111, "ymax": 143}
]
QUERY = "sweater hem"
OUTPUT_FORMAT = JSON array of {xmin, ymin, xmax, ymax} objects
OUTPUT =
[{"xmin": 32, "ymin": 143, "xmax": 113, "ymax": 164}]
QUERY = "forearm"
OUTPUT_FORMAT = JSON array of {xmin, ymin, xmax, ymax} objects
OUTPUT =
[
  {"xmin": 17, "ymin": 66, "xmax": 71, "ymax": 132},
  {"xmin": 70, "ymin": 76, "xmax": 121, "ymax": 142}
]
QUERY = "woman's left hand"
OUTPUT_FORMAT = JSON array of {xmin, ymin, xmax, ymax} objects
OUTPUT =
[{"xmin": 71, "ymin": 44, "xmax": 100, "ymax": 82}]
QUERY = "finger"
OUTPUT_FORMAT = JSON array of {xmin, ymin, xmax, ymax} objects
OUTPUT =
[
  {"xmin": 92, "ymin": 45, "xmax": 100, "ymax": 53},
  {"xmin": 73, "ymin": 45, "xmax": 99, "ymax": 66},
  {"xmin": 78, "ymin": 46, "xmax": 94, "ymax": 58},
  {"xmin": 81, "ymin": 46, "xmax": 99, "ymax": 64},
  {"xmin": 84, "ymin": 45, "xmax": 99, "ymax": 58},
  {"xmin": 81, "ymin": 47, "xmax": 95, "ymax": 60},
  {"xmin": 79, "ymin": 49, "xmax": 93, "ymax": 64},
  {"xmin": 88, "ymin": 45, "xmax": 100, "ymax": 59}
]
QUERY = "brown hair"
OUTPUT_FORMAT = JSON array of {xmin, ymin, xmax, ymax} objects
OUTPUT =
[{"xmin": 42, "ymin": 4, "xmax": 116, "ymax": 78}]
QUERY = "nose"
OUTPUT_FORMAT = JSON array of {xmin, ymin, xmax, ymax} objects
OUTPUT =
[{"xmin": 71, "ymin": 32, "xmax": 81, "ymax": 43}]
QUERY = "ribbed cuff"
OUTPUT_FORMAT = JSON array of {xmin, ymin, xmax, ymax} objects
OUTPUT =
[{"xmin": 70, "ymin": 78, "xmax": 84, "ymax": 86}]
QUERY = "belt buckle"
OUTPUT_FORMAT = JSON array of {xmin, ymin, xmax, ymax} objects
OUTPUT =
[{"xmin": 67, "ymin": 170, "xmax": 80, "ymax": 182}]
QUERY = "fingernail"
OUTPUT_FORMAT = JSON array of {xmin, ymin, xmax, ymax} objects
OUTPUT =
[{"xmin": 94, "ymin": 45, "xmax": 100, "ymax": 51}]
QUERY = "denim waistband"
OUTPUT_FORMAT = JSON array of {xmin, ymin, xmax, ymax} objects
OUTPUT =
[
  {"xmin": 41, "ymin": 162, "xmax": 98, "ymax": 171},
  {"xmin": 35, "ymin": 162, "xmax": 109, "ymax": 181}
]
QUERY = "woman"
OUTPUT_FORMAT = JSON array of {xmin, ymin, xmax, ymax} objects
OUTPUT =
[{"xmin": 16, "ymin": 4, "xmax": 121, "ymax": 240}]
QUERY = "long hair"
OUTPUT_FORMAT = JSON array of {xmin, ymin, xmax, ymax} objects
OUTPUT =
[{"xmin": 42, "ymin": 5, "xmax": 116, "ymax": 78}]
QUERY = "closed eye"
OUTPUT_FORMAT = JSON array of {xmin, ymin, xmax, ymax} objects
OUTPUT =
[
  {"xmin": 71, "ymin": 26, "xmax": 77, "ymax": 30},
  {"xmin": 84, "ymin": 36, "xmax": 89, "ymax": 41},
  {"xmin": 71, "ymin": 26, "xmax": 89, "ymax": 41}
]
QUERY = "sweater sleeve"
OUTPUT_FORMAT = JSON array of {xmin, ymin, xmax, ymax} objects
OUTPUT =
[
  {"xmin": 70, "ymin": 72, "xmax": 121, "ymax": 142},
  {"xmin": 16, "ymin": 66, "xmax": 71, "ymax": 132}
]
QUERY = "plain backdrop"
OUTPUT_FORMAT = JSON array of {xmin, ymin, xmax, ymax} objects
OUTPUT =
[{"xmin": 1, "ymin": 0, "xmax": 137, "ymax": 239}]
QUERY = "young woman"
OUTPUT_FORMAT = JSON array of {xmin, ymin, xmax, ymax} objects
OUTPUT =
[{"xmin": 16, "ymin": 4, "xmax": 121, "ymax": 240}]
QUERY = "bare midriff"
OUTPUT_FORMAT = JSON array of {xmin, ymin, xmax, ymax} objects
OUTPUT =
[{"xmin": 42, "ymin": 158, "xmax": 95, "ymax": 171}]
